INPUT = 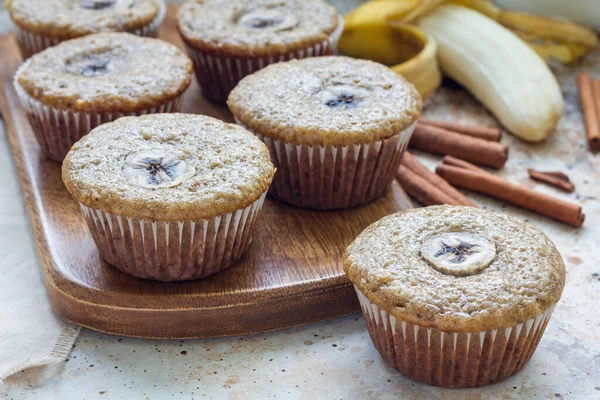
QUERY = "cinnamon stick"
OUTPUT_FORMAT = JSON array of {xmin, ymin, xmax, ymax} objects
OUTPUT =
[
  {"xmin": 528, "ymin": 169, "xmax": 575, "ymax": 193},
  {"xmin": 442, "ymin": 155, "xmax": 485, "ymax": 173},
  {"xmin": 436, "ymin": 164, "xmax": 584, "ymax": 227},
  {"xmin": 577, "ymin": 73, "xmax": 600, "ymax": 152},
  {"xmin": 396, "ymin": 164, "xmax": 462, "ymax": 206},
  {"xmin": 402, "ymin": 153, "xmax": 476, "ymax": 207},
  {"xmin": 410, "ymin": 123, "xmax": 508, "ymax": 168},
  {"xmin": 419, "ymin": 118, "xmax": 501, "ymax": 142},
  {"xmin": 542, "ymin": 171, "xmax": 571, "ymax": 180}
]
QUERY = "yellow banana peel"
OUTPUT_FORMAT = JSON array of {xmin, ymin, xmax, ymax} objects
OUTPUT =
[
  {"xmin": 449, "ymin": 0, "xmax": 598, "ymax": 63},
  {"xmin": 344, "ymin": 0, "xmax": 420, "ymax": 26},
  {"xmin": 384, "ymin": 0, "xmax": 447, "ymax": 24},
  {"xmin": 340, "ymin": 2, "xmax": 418, "ymax": 66},
  {"xmin": 388, "ymin": 23, "xmax": 442, "ymax": 100},
  {"xmin": 339, "ymin": 0, "xmax": 443, "ymax": 99},
  {"xmin": 514, "ymin": 31, "xmax": 590, "ymax": 64},
  {"xmin": 499, "ymin": 10, "xmax": 598, "ymax": 49}
]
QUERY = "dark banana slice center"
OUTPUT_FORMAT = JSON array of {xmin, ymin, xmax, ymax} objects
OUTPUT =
[
  {"xmin": 123, "ymin": 149, "xmax": 195, "ymax": 189},
  {"xmin": 143, "ymin": 157, "xmax": 178, "ymax": 186},
  {"xmin": 319, "ymin": 85, "xmax": 367, "ymax": 110},
  {"xmin": 325, "ymin": 92, "xmax": 358, "ymax": 109},
  {"xmin": 65, "ymin": 52, "xmax": 113, "ymax": 77},
  {"xmin": 79, "ymin": 0, "xmax": 116, "ymax": 10},
  {"xmin": 246, "ymin": 16, "xmax": 282, "ymax": 29},
  {"xmin": 81, "ymin": 61, "xmax": 110, "ymax": 77},
  {"xmin": 434, "ymin": 241, "xmax": 478, "ymax": 264},
  {"xmin": 238, "ymin": 8, "xmax": 298, "ymax": 32}
]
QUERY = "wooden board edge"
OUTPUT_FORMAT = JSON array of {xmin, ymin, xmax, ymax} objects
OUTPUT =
[{"xmin": 47, "ymin": 277, "xmax": 360, "ymax": 339}]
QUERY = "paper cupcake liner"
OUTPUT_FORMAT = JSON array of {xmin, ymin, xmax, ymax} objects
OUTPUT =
[
  {"xmin": 12, "ymin": 0, "xmax": 166, "ymax": 59},
  {"xmin": 355, "ymin": 286, "xmax": 555, "ymax": 388},
  {"xmin": 182, "ymin": 16, "xmax": 344, "ymax": 103},
  {"xmin": 14, "ymin": 62, "xmax": 184, "ymax": 162},
  {"xmin": 238, "ymin": 119, "xmax": 415, "ymax": 210},
  {"xmin": 78, "ymin": 192, "xmax": 267, "ymax": 282}
]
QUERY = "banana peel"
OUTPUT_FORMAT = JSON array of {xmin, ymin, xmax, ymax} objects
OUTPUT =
[
  {"xmin": 376, "ymin": 0, "xmax": 447, "ymax": 24},
  {"xmin": 340, "ymin": 1, "xmax": 419, "ymax": 66},
  {"xmin": 339, "ymin": 0, "xmax": 442, "ymax": 99},
  {"xmin": 449, "ymin": 0, "xmax": 598, "ymax": 63},
  {"xmin": 388, "ymin": 23, "xmax": 441, "ymax": 100}
]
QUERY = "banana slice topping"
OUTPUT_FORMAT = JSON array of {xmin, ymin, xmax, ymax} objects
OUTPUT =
[
  {"xmin": 123, "ymin": 149, "xmax": 195, "ymax": 189},
  {"xmin": 79, "ymin": 0, "xmax": 116, "ymax": 10},
  {"xmin": 238, "ymin": 8, "xmax": 298, "ymax": 32},
  {"xmin": 65, "ymin": 51, "xmax": 113, "ymax": 77},
  {"xmin": 420, "ymin": 232, "xmax": 496, "ymax": 276},
  {"xmin": 318, "ymin": 85, "xmax": 369, "ymax": 110}
]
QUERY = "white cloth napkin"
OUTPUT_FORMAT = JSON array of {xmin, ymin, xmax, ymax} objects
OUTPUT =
[{"xmin": 0, "ymin": 121, "xmax": 80, "ymax": 381}]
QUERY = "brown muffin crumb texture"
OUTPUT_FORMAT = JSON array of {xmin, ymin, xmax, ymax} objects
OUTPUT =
[
  {"xmin": 15, "ymin": 32, "xmax": 193, "ymax": 112},
  {"xmin": 344, "ymin": 206, "xmax": 566, "ymax": 332},
  {"xmin": 228, "ymin": 56, "xmax": 422, "ymax": 145},
  {"xmin": 62, "ymin": 114, "xmax": 275, "ymax": 220}
]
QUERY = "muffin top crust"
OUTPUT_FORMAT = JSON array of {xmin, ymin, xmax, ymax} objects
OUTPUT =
[
  {"xmin": 177, "ymin": 0, "xmax": 340, "ymax": 57},
  {"xmin": 228, "ymin": 56, "xmax": 422, "ymax": 145},
  {"xmin": 62, "ymin": 114, "xmax": 275, "ymax": 220},
  {"xmin": 5, "ymin": 0, "xmax": 162, "ymax": 39},
  {"xmin": 15, "ymin": 32, "xmax": 192, "ymax": 112},
  {"xmin": 344, "ymin": 206, "xmax": 565, "ymax": 332}
]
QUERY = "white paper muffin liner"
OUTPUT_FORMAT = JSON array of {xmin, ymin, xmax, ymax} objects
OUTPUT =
[
  {"xmin": 182, "ymin": 16, "xmax": 344, "ymax": 103},
  {"xmin": 12, "ymin": 0, "xmax": 167, "ymax": 59},
  {"xmin": 237, "ymin": 119, "xmax": 415, "ymax": 210},
  {"xmin": 354, "ymin": 286, "xmax": 556, "ymax": 388},
  {"xmin": 14, "ymin": 58, "xmax": 184, "ymax": 162},
  {"xmin": 78, "ymin": 192, "xmax": 267, "ymax": 282}
]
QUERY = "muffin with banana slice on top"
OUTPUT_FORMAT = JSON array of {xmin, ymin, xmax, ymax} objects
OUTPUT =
[
  {"xmin": 344, "ymin": 205, "xmax": 565, "ymax": 388},
  {"xmin": 177, "ymin": 0, "xmax": 342, "ymax": 103},
  {"xmin": 62, "ymin": 113, "xmax": 275, "ymax": 281},
  {"xmin": 228, "ymin": 56, "xmax": 422, "ymax": 210},
  {"xmin": 14, "ymin": 32, "xmax": 193, "ymax": 162},
  {"xmin": 5, "ymin": 0, "xmax": 166, "ymax": 58}
]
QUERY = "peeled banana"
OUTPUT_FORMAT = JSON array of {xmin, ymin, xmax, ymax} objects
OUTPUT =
[{"xmin": 418, "ymin": 4, "xmax": 564, "ymax": 142}]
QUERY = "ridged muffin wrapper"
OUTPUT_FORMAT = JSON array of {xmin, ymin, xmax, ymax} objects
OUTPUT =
[
  {"xmin": 12, "ymin": 0, "xmax": 167, "ymax": 59},
  {"xmin": 78, "ymin": 191, "xmax": 267, "ymax": 282},
  {"xmin": 237, "ymin": 118, "xmax": 415, "ymax": 210},
  {"xmin": 354, "ymin": 286, "xmax": 556, "ymax": 388},
  {"xmin": 182, "ymin": 16, "xmax": 344, "ymax": 104},
  {"xmin": 13, "ymin": 58, "xmax": 184, "ymax": 162}
]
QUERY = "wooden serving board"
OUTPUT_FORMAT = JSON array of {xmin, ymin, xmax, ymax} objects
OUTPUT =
[{"xmin": 0, "ymin": 6, "xmax": 412, "ymax": 339}]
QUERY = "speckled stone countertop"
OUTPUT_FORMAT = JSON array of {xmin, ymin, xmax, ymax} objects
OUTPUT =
[{"xmin": 1, "ymin": 1, "xmax": 599, "ymax": 399}]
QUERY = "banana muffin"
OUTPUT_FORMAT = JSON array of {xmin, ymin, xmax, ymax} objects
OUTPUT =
[
  {"xmin": 344, "ymin": 206, "xmax": 566, "ymax": 388},
  {"xmin": 14, "ymin": 32, "xmax": 193, "ymax": 161},
  {"xmin": 228, "ymin": 56, "xmax": 422, "ymax": 210},
  {"xmin": 177, "ymin": 0, "xmax": 342, "ymax": 103},
  {"xmin": 5, "ymin": 0, "xmax": 166, "ymax": 58},
  {"xmin": 62, "ymin": 113, "xmax": 275, "ymax": 281}
]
